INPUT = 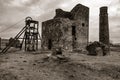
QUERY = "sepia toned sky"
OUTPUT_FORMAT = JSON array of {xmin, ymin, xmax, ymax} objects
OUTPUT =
[{"xmin": 0, "ymin": 0, "xmax": 120, "ymax": 43}]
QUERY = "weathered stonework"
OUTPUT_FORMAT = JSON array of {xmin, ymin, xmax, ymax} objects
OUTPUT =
[
  {"xmin": 42, "ymin": 4, "xmax": 89, "ymax": 51},
  {"xmin": 86, "ymin": 41, "xmax": 109, "ymax": 56}
]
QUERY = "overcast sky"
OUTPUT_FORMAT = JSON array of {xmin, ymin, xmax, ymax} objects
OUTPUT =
[{"xmin": 0, "ymin": 0, "xmax": 120, "ymax": 43}]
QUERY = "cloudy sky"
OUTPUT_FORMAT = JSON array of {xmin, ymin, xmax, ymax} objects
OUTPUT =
[{"xmin": 0, "ymin": 0, "xmax": 120, "ymax": 43}]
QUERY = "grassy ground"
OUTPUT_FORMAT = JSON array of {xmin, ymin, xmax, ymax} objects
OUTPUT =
[{"xmin": 0, "ymin": 48, "xmax": 120, "ymax": 80}]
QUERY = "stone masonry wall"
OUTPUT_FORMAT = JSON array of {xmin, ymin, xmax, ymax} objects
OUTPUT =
[
  {"xmin": 71, "ymin": 4, "xmax": 89, "ymax": 50},
  {"xmin": 42, "ymin": 18, "xmax": 73, "ymax": 50}
]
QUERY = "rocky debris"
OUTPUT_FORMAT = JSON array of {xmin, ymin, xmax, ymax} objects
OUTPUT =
[
  {"xmin": 23, "ymin": 60, "xmax": 27, "ymax": 63},
  {"xmin": 33, "ymin": 63, "xmax": 36, "ymax": 66},
  {"xmin": 14, "ymin": 60, "xmax": 18, "ymax": 62},
  {"xmin": 9, "ymin": 66, "xmax": 15, "ymax": 69},
  {"xmin": 52, "ymin": 47, "xmax": 62, "ymax": 55},
  {"xmin": 5, "ymin": 57, "xmax": 9, "ymax": 59},
  {"xmin": 20, "ymin": 68, "xmax": 24, "ymax": 70},
  {"xmin": 86, "ymin": 41, "xmax": 109, "ymax": 56},
  {"xmin": 73, "ymin": 48, "xmax": 88, "ymax": 54},
  {"xmin": 20, "ymin": 57, "xmax": 23, "ymax": 58},
  {"xmin": 95, "ymin": 47, "xmax": 103, "ymax": 56},
  {"xmin": 43, "ymin": 47, "xmax": 70, "ymax": 63}
]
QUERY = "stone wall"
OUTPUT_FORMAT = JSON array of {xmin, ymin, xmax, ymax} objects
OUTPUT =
[
  {"xmin": 42, "ymin": 18, "xmax": 72, "ymax": 50},
  {"xmin": 73, "ymin": 20, "xmax": 88, "ymax": 50}
]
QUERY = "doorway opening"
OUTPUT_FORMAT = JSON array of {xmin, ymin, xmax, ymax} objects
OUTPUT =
[
  {"xmin": 72, "ymin": 26, "xmax": 76, "ymax": 36},
  {"xmin": 72, "ymin": 26, "xmax": 77, "ymax": 49},
  {"xmin": 48, "ymin": 39, "xmax": 52, "ymax": 50}
]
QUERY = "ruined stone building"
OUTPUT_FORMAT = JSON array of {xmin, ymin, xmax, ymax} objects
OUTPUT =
[{"xmin": 42, "ymin": 4, "xmax": 89, "ymax": 51}]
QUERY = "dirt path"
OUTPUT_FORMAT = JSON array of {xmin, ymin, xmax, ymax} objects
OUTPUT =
[{"xmin": 0, "ymin": 51, "xmax": 120, "ymax": 80}]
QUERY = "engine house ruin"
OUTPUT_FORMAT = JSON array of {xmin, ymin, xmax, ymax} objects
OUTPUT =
[{"xmin": 42, "ymin": 4, "xmax": 89, "ymax": 51}]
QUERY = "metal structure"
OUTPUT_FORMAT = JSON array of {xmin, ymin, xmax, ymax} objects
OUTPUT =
[
  {"xmin": 24, "ymin": 17, "xmax": 39, "ymax": 51},
  {"xmin": 1, "ymin": 17, "xmax": 40, "ymax": 53}
]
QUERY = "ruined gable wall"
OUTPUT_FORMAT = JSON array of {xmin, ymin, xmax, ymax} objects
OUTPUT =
[
  {"xmin": 71, "ymin": 4, "xmax": 89, "ymax": 21},
  {"xmin": 73, "ymin": 20, "xmax": 88, "ymax": 50},
  {"xmin": 71, "ymin": 4, "xmax": 89, "ymax": 50},
  {"xmin": 42, "ymin": 18, "xmax": 73, "ymax": 50},
  {"xmin": 42, "ymin": 19, "xmax": 61, "ymax": 49}
]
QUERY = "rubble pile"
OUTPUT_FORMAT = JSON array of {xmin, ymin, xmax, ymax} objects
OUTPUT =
[
  {"xmin": 43, "ymin": 47, "xmax": 69, "ymax": 63},
  {"xmin": 86, "ymin": 41, "xmax": 109, "ymax": 56}
]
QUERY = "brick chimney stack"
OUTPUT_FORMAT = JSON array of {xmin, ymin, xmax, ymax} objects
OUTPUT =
[{"xmin": 99, "ymin": 6, "xmax": 110, "ymax": 52}]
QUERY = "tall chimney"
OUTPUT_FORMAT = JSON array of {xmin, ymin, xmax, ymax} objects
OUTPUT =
[{"xmin": 99, "ymin": 7, "xmax": 110, "ymax": 52}]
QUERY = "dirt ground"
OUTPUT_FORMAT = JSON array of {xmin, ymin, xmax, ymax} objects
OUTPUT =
[{"xmin": 0, "ymin": 48, "xmax": 120, "ymax": 80}]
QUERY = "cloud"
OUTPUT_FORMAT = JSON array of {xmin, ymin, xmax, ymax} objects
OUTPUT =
[{"xmin": 0, "ymin": 0, "xmax": 120, "ymax": 43}]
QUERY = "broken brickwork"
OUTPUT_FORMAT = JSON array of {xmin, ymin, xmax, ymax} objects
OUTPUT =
[{"xmin": 42, "ymin": 4, "xmax": 89, "ymax": 51}]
